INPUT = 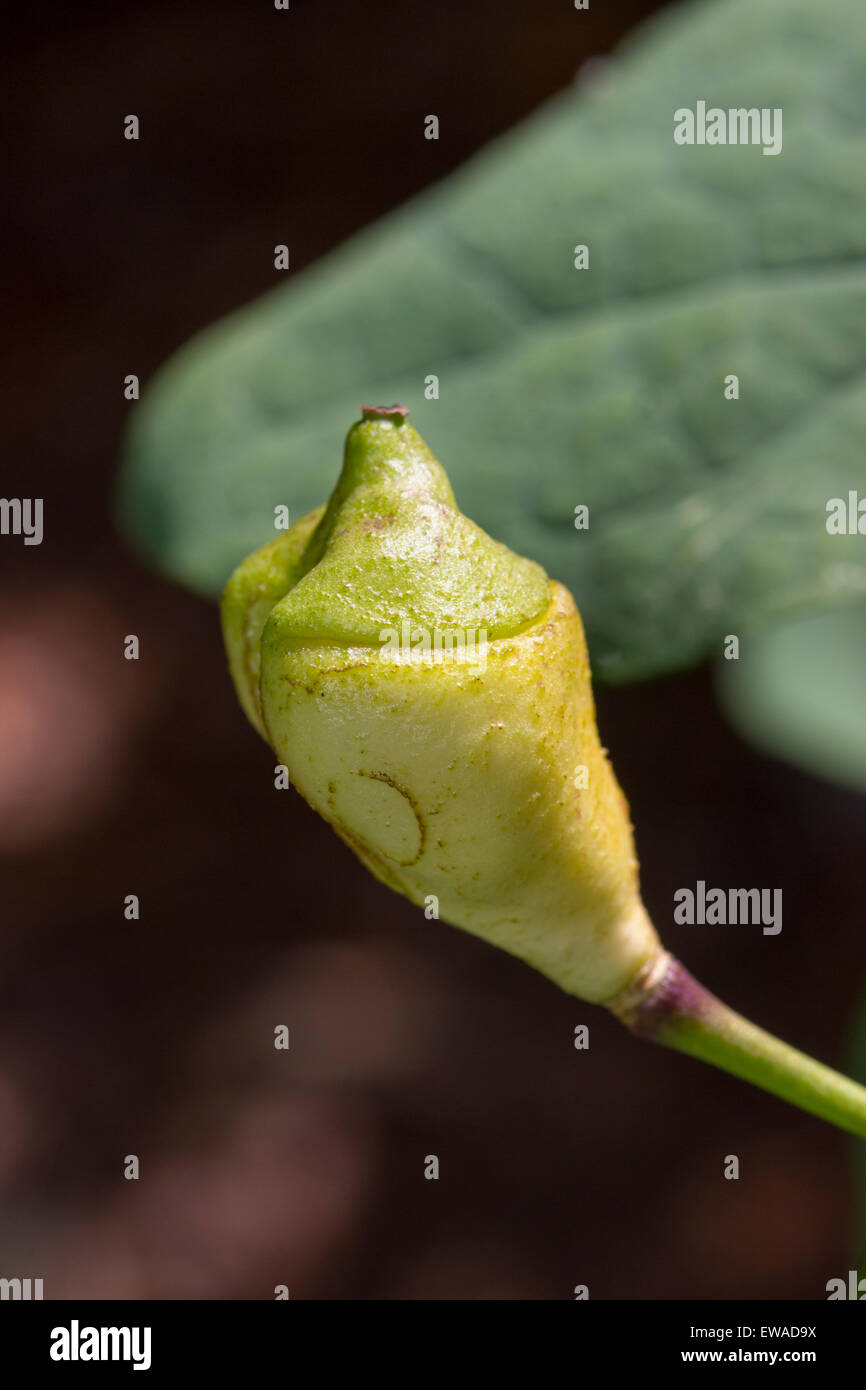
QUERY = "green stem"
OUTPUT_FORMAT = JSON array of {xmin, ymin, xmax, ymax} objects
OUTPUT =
[{"xmin": 609, "ymin": 952, "xmax": 866, "ymax": 1139}]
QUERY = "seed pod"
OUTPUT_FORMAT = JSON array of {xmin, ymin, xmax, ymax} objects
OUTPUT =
[
  {"xmin": 222, "ymin": 406, "xmax": 660, "ymax": 1003},
  {"xmin": 222, "ymin": 406, "xmax": 866, "ymax": 1138}
]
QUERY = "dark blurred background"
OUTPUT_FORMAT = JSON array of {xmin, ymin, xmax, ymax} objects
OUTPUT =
[{"xmin": 2, "ymin": 0, "xmax": 864, "ymax": 1299}]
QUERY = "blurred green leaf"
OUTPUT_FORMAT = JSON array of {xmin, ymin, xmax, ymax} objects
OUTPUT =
[
  {"xmin": 717, "ymin": 607, "xmax": 866, "ymax": 793},
  {"xmin": 118, "ymin": 0, "xmax": 866, "ymax": 681}
]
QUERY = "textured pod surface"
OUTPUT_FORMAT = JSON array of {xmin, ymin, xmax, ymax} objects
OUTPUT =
[{"xmin": 222, "ymin": 413, "xmax": 659, "ymax": 1002}]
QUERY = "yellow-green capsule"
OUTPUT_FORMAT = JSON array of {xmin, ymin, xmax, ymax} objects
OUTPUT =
[{"xmin": 222, "ymin": 405, "xmax": 660, "ymax": 1004}]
